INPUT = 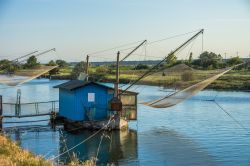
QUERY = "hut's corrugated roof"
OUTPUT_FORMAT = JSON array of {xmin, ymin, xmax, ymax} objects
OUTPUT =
[
  {"xmin": 54, "ymin": 80, "xmax": 138, "ymax": 95},
  {"xmin": 53, "ymin": 80, "xmax": 89, "ymax": 90}
]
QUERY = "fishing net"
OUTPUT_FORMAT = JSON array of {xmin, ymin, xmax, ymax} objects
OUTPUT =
[
  {"xmin": 140, "ymin": 64, "xmax": 233, "ymax": 108},
  {"xmin": 0, "ymin": 65, "xmax": 58, "ymax": 86}
]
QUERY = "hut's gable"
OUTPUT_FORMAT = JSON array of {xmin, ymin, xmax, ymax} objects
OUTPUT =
[{"xmin": 74, "ymin": 83, "xmax": 111, "ymax": 121}]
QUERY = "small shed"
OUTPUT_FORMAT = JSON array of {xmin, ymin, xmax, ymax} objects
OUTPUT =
[{"xmin": 54, "ymin": 80, "xmax": 138, "ymax": 122}]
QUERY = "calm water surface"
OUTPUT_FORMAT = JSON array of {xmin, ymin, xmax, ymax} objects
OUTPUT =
[{"xmin": 0, "ymin": 79, "xmax": 250, "ymax": 166}]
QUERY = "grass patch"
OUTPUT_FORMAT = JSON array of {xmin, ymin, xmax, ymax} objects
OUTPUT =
[
  {"xmin": 0, "ymin": 134, "xmax": 95, "ymax": 166},
  {"xmin": 0, "ymin": 134, "xmax": 52, "ymax": 166}
]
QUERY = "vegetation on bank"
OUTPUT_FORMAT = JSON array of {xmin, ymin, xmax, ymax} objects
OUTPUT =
[
  {"xmin": 0, "ymin": 134, "xmax": 95, "ymax": 166},
  {"xmin": 1, "ymin": 51, "xmax": 250, "ymax": 90},
  {"xmin": 44, "ymin": 51, "xmax": 250, "ymax": 91},
  {"xmin": 0, "ymin": 134, "xmax": 52, "ymax": 166}
]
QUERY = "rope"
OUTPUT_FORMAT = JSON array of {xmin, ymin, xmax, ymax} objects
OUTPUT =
[
  {"xmin": 43, "ymin": 148, "xmax": 57, "ymax": 159},
  {"xmin": 115, "ymin": 29, "xmax": 202, "ymax": 55},
  {"xmin": 186, "ymin": 38, "xmax": 197, "ymax": 60},
  {"xmin": 59, "ymin": 128, "xmax": 72, "ymax": 160},
  {"xmin": 88, "ymin": 40, "xmax": 145, "ymax": 56},
  {"xmin": 94, "ymin": 133, "xmax": 105, "ymax": 165},
  {"xmin": 49, "ymin": 117, "xmax": 114, "ymax": 161},
  {"xmin": 147, "ymin": 29, "xmax": 201, "ymax": 45},
  {"xmin": 88, "ymin": 29, "xmax": 201, "ymax": 60},
  {"xmin": 214, "ymin": 101, "xmax": 250, "ymax": 134}
]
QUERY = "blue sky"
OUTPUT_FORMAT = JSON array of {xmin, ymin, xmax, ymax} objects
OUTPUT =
[{"xmin": 0, "ymin": 0, "xmax": 250, "ymax": 62}]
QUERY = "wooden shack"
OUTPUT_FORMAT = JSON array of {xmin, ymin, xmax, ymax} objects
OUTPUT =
[{"xmin": 54, "ymin": 80, "xmax": 137, "ymax": 123}]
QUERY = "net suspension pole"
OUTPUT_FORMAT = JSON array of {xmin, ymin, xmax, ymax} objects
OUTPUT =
[
  {"xmin": 17, "ymin": 48, "xmax": 56, "ymax": 64},
  {"xmin": 115, "ymin": 51, "xmax": 120, "ymax": 98},
  {"xmin": 86, "ymin": 55, "xmax": 89, "ymax": 81},
  {"xmin": 12, "ymin": 51, "xmax": 39, "ymax": 62},
  {"xmin": 120, "ymin": 40, "xmax": 147, "ymax": 62},
  {"xmin": 201, "ymin": 31, "xmax": 204, "ymax": 53}
]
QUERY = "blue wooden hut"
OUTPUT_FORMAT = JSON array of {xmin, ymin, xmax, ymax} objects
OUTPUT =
[{"xmin": 54, "ymin": 80, "xmax": 137, "ymax": 122}]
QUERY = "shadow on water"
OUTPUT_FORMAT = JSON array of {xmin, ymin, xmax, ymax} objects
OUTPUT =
[{"xmin": 138, "ymin": 127, "xmax": 218, "ymax": 166}]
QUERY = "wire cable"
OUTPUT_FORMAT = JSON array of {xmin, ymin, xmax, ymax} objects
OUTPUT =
[
  {"xmin": 94, "ymin": 133, "xmax": 105, "ymax": 165},
  {"xmin": 88, "ymin": 40, "xmax": 145, "ymax": 56},
  {"xmin": 214, "ymin": 100, "xmax": 250, "ymax": 134}
]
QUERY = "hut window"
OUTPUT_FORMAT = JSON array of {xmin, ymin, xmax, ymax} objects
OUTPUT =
[{"xmin": 88, "ymin": 93, "xmax": 95, "ymax": 102}]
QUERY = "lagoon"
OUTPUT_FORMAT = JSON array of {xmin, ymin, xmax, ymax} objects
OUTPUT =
[{"xmin": 1, "ymin": 79, "xmax": 250, "ymax": 165}]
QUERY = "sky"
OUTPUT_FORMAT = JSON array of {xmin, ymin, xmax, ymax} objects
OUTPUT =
[{"xmin": 0, "ymin": 0, "xmax": 250, "ymax": 62}]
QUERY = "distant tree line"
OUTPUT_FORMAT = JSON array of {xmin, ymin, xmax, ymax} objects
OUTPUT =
[
  {"xmin": 0, "ymin": 55, "xmax": 41, "ymax": 73},
  {"xmin": 0, "ymin": 56, "xmax": 70, "ymax": 75},
  {"xmin": 70, "ymin": 51, "xmax": 249, "ymax": 80},
  {"xmin": 188, "ymin": 51, "xmax": 247, "ymax": 70},
  {"xmin": 123, "ymin": 51, "xmax": 248, "ymax": 71}
]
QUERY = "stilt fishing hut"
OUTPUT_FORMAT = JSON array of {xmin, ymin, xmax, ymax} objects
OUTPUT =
[
  {"xmin": 55, "ymin": 81, "xmax": 137, "ymax": 130},
  {"xmin": 54, "ymin": 52, "xmax": 138, "ymax": 130}
]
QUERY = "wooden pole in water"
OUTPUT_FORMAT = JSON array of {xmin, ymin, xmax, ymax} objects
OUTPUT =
[
  {"xmin": 86, "ymin": 55, "xmax": 89, "ymax": 81},
  {"xmin": 0, "ymin": 95, "xmax": 3, "ymax": 131},
  {"xmin": 50, "ymin": 111, "xmax": 56, "ymax": 130}
]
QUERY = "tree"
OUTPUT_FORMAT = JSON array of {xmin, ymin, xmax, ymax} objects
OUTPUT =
[
  {"xmin": 25, "ymin": 56, "xmax": 39, "ymax": 68},
  {"xmin": 226, "ymin": 56, "xmax": 243, "ymax": 66},
  {"xmin": 134, "ymin": 64, "xmax": 149, "ymax": 70},
  {"xmin": 0, "ymin": 59, "xmax": 12, "ymax": 70},
  {"xmin": 47, "ymin": 60, "xmax": 57, "ymax": 66},
  {"xmin": 96, "ymin": 66, "xmax": 109, "ymax": 73},
  {"xmin": 188, "ymin": 52, "xmax": 193, "ymax": 64},
  {"xmin": 71, "ymin": 61, "xmax": 86, "ymax": 79},
  {"xmin": 0, "ymin": 59, "xmax": 21, "ymax": 73},
  {"xmin": 56, "ymin": 60, "xmax": 68, "ymax": 68},
  {"xmin": 198, "ymin": 51, "xmax": 222, "ymax": 69},
  {"xmin": 47, "ymin": 60, "xmax": 59, "ymax": 75}
]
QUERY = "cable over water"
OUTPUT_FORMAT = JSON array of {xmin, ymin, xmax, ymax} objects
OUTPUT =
[{"xmin": 49, "ymin": 117, "xmax": 114, "ymax": 161}]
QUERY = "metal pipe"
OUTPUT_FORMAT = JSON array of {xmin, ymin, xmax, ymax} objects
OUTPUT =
[
  {"xmin": 120, "ymin": 40, "xmax": 147, "ymax": 62},
  {"xmin": 11, "ymin": 51, "xmax": 38, "ymax": 62}
]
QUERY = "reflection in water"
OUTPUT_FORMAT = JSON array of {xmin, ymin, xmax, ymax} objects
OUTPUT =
[
  {"xmin": 5, "ymin": 126, "xmax": 138, "ymax": 165},
  {"xmin": 59, "ymin": 129, "xmax": 138, "ymax": 165},
  {"xmin": 6, "ymin": 125, "xmax": 218, "ymax": 166}
]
